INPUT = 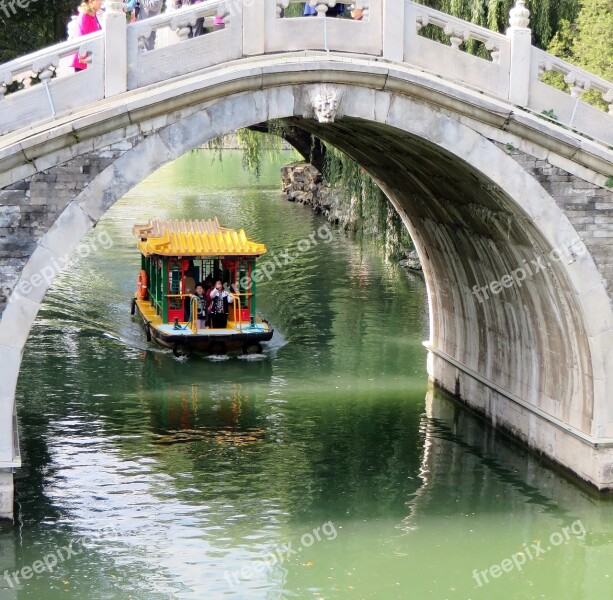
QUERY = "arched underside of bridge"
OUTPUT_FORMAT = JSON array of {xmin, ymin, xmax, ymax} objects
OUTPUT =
[{"xmin": 1, "ymin": 68, "xmax": 612, "ymax": 519}]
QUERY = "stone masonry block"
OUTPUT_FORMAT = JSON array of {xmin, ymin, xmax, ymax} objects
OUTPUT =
[{"xmin": 0, "ymin": 206, "xmax": 20, "ymax": 228}]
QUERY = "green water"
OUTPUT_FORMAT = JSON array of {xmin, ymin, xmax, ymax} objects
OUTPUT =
[{"xmin": 3, "ymin": 152, "xmax": 613, "ymax": 599}]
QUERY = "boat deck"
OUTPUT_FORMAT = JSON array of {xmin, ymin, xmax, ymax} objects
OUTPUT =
[
  {"xmin": 156, "ymin": 323, "xmax": 269, "ymax": 336},
  {"xmin": 135, "ymin": 299, "xmax": 271, "ymax": 337}
]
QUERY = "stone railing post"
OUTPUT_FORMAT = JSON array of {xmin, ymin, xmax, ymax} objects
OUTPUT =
[
  {"xmin": 506, "ymin": 0, "xmax": 531, "ymax": 106},
  {"xmin": 244, "ymin": 0, "xmax": 265, "ymax": 56},
  {"xmin": 382, "ymin": 0, "xmax": 404, "ymax": 62},
  {"xmin": 104, "ymin": 0, "xmax": 127, "ymax": 97}
]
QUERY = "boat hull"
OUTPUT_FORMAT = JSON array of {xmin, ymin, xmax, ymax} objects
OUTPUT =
[{"xmin": 133, "ymin": 298, "xmax": 273, "ymax": 355}]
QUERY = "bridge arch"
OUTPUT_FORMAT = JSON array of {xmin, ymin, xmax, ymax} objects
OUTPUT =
[{"xmin": 1, "ymin": 65, "xmax": 612, "ymax": 518}]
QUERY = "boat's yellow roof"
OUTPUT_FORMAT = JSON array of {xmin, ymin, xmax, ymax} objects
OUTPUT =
[{"xmin": 133, "ymin": 218, "xmax": 267, "ymax": 257}]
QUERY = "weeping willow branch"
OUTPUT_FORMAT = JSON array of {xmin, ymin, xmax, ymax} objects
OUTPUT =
[
  {"xmin": 324, "ymin": 144, "xmax": 413, "ymax": 257},
  {"xmin": 235, "ymin": 121, "xmax": 288, "ymax": 178},
  {"xmin": 204, "ymin": 136, "xmax": 225, "ymax": 164},
  {"xmin": 206, "ymin": 120, "xmax": 320, "ymax": 178}
]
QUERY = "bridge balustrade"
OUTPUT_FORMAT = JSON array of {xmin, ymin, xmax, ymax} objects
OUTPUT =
[
  {"xmin": 257, "ymin": 0, "xmax": 381, "ymax": 55},
  {"xmin": 127, "ymin": 0, "xmax": 242, "ymax": 89},
  {"xmin": 529, "ymin": 47, "xmax": 613, "ymax": 141},
  {"xmin": 0, "ymin": 0, "xmax": 611, "ymax": 146},
  {"xmin": 0, "ymin": 32, "xmax": 104, "ymax": 135},
  {"xmin": 400, "ymin": 3, "xmax": 511, "ymax": 100}
]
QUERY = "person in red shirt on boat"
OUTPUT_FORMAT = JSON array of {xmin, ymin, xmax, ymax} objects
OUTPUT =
[
  {"xmin": 209, "ymin": 280, "xmax": 233, "ymax": 329},
  {"xmin": 71, "ymin": 0, "xmax": 103, "ymax": 71}
]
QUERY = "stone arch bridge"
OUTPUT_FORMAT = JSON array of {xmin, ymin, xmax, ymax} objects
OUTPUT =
[{"xmin": 0, "ymin": 0, "xmax": 612, "ymax": 521}]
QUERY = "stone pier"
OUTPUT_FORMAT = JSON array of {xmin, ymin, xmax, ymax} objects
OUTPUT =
[{"xmin": 0, "ymin": 471, "xmax": 14, "ymax": 523}]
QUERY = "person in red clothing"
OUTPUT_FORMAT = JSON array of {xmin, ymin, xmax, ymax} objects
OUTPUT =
[{"xmin": 71, "ymin": 0, "xmax": 103, "ymax": 71}]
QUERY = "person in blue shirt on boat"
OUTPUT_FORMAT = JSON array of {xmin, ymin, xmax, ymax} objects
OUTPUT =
[{"xmin": 209, "ymin": 280, "xmax": 234, "ymax": 329}]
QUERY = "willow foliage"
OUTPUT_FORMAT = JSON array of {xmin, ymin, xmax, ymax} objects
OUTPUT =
[
  {"xmin": 323, "ymin": 144, "xmax": 413, "ymax": 255},
  {"xmin": 0, "ymin": 0, "xmax": 77, "ymax": 62},
  {"xmin": 413, "ymin": 0, "xmax": 581, "ymax": 50},
  {"xmin": 283, "ymin": 3, "xmax": 306, "ymax": 18},
  {"xmin": 545, "ymin": 0, "xmax": 612, "ymax": 109},
  {"xmin": 235, "ymin": 121, "xmax": 287, "ymax": 178},
  {"xmin": 566, "ymin": 0, "xmax": 613, "ymax": 82}
]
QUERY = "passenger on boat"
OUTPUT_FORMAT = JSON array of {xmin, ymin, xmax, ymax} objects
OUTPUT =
[
  {"xmin": 192, "ymin": 284, "xmax": 208, "ymax": 330},
  {"xmin": 203, "ymin": 277, "xmax": 214, "ymax": 302},
  {"xmin": 209, "ymin": 280, "xmax": 234, "ymax": 329}
]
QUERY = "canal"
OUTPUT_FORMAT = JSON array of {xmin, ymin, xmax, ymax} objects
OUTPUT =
[{"xmin": 3, "ymin": 152, "xmax": 613, "ymax": 599}]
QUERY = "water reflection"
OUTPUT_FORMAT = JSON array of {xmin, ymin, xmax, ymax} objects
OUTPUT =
[{"xmin": 0, "ymin": 525, "xmax": 17, "ymax": 596}]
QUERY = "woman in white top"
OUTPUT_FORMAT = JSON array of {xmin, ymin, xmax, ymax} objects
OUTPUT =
[{"xmin": 209, "ymin": 280, "xmax": 234, "ymax": 329}]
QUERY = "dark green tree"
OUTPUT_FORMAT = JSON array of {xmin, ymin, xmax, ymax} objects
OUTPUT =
[
  {"xmin": 0, "ymin": 0, "xmax": 78, "ymax": 62},
  {"xmin": 570, "ymin": 0, "xmax": 613, "ymax": 82},
  {"xmin": 546, "ymin": 0, "xmax": 612, "ymax": 108}
]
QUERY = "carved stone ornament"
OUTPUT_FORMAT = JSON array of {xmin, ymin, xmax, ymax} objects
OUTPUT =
[
  {"xmin": 307, "ymin": 0, "xmax": 337, "ymax": 17},
  {"xmin": 32, "ymin": 56, "xmax": 60, "ymax": 81},
  {"xmin": 443, "ymin": 23, "xmax": 470, "ymax": 50},
  {"xmin": 170, "ymin": 13, "xmax": 197, "ymax": 29},
  {"xmin": 170, "ymin": 13, "xmax": 196, "ymax": 39},
  {"xmin": 537, "ymin": 60, "xmax": 551, "ymax": 79},
  {"xmin": 77, "ymin": 42, "xmax": 95, "ymax": 65},
  {"xmin": 105, "ymin": 0, "xmax": 124, "ymax": 13},
  {"xmin": 485, "ymin": 38, "xmax": 500, "ymax": 64},
  {"xmin": 509, "ymin": 0, "xmax": 530, "ymax": 29},
  {"xmin": 0, "ymin": 72, "xmax": 12, "ymax": 98},
  {"xmin": 276, "ymin": 0, "xmax": 289, "ymax": 18},
  {"xmin": 602, "ymin": 88, "xmax": 613, "ymax": 115},
  {"xmin": 352, "ymin": 0, "xmax": 369, "ymax": 19},
  {"xmin": 309, "ymin": 84, "xmax": 343, "ymax": 123},
  {"xmin": 415, "ymin": 13, "xmax": 429, "ymax": 31},
  {"xmin": 137, "ymin": 24, "xmax": 153, "ymax": 50},
  {"xmin": 564, "ymin": 72, "xmax": 591, "ymax": 98}
]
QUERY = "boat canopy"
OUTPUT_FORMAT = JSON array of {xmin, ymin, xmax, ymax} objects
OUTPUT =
[{"xmin": 133, "ymin": 218, "xmax": 267, "ymax": 257}]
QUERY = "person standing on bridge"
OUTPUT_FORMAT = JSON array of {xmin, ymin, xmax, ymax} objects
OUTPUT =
[
  {"xmin": 70, "ymin": 0, "xmax": 103, "ymax": 71},
  {"xmin": 136, "ymin": 0, "xmax": 162, "ymax": 50}
]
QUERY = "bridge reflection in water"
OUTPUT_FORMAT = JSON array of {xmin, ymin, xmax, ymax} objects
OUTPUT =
[{"xmin": 0, "ymin": 526, "xmax": 17, "ymax": 597}]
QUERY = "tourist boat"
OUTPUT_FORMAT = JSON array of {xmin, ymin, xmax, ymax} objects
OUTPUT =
[{"xmin": 130, "ymin": 218, "xmax": 273, "ymax": 357}]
